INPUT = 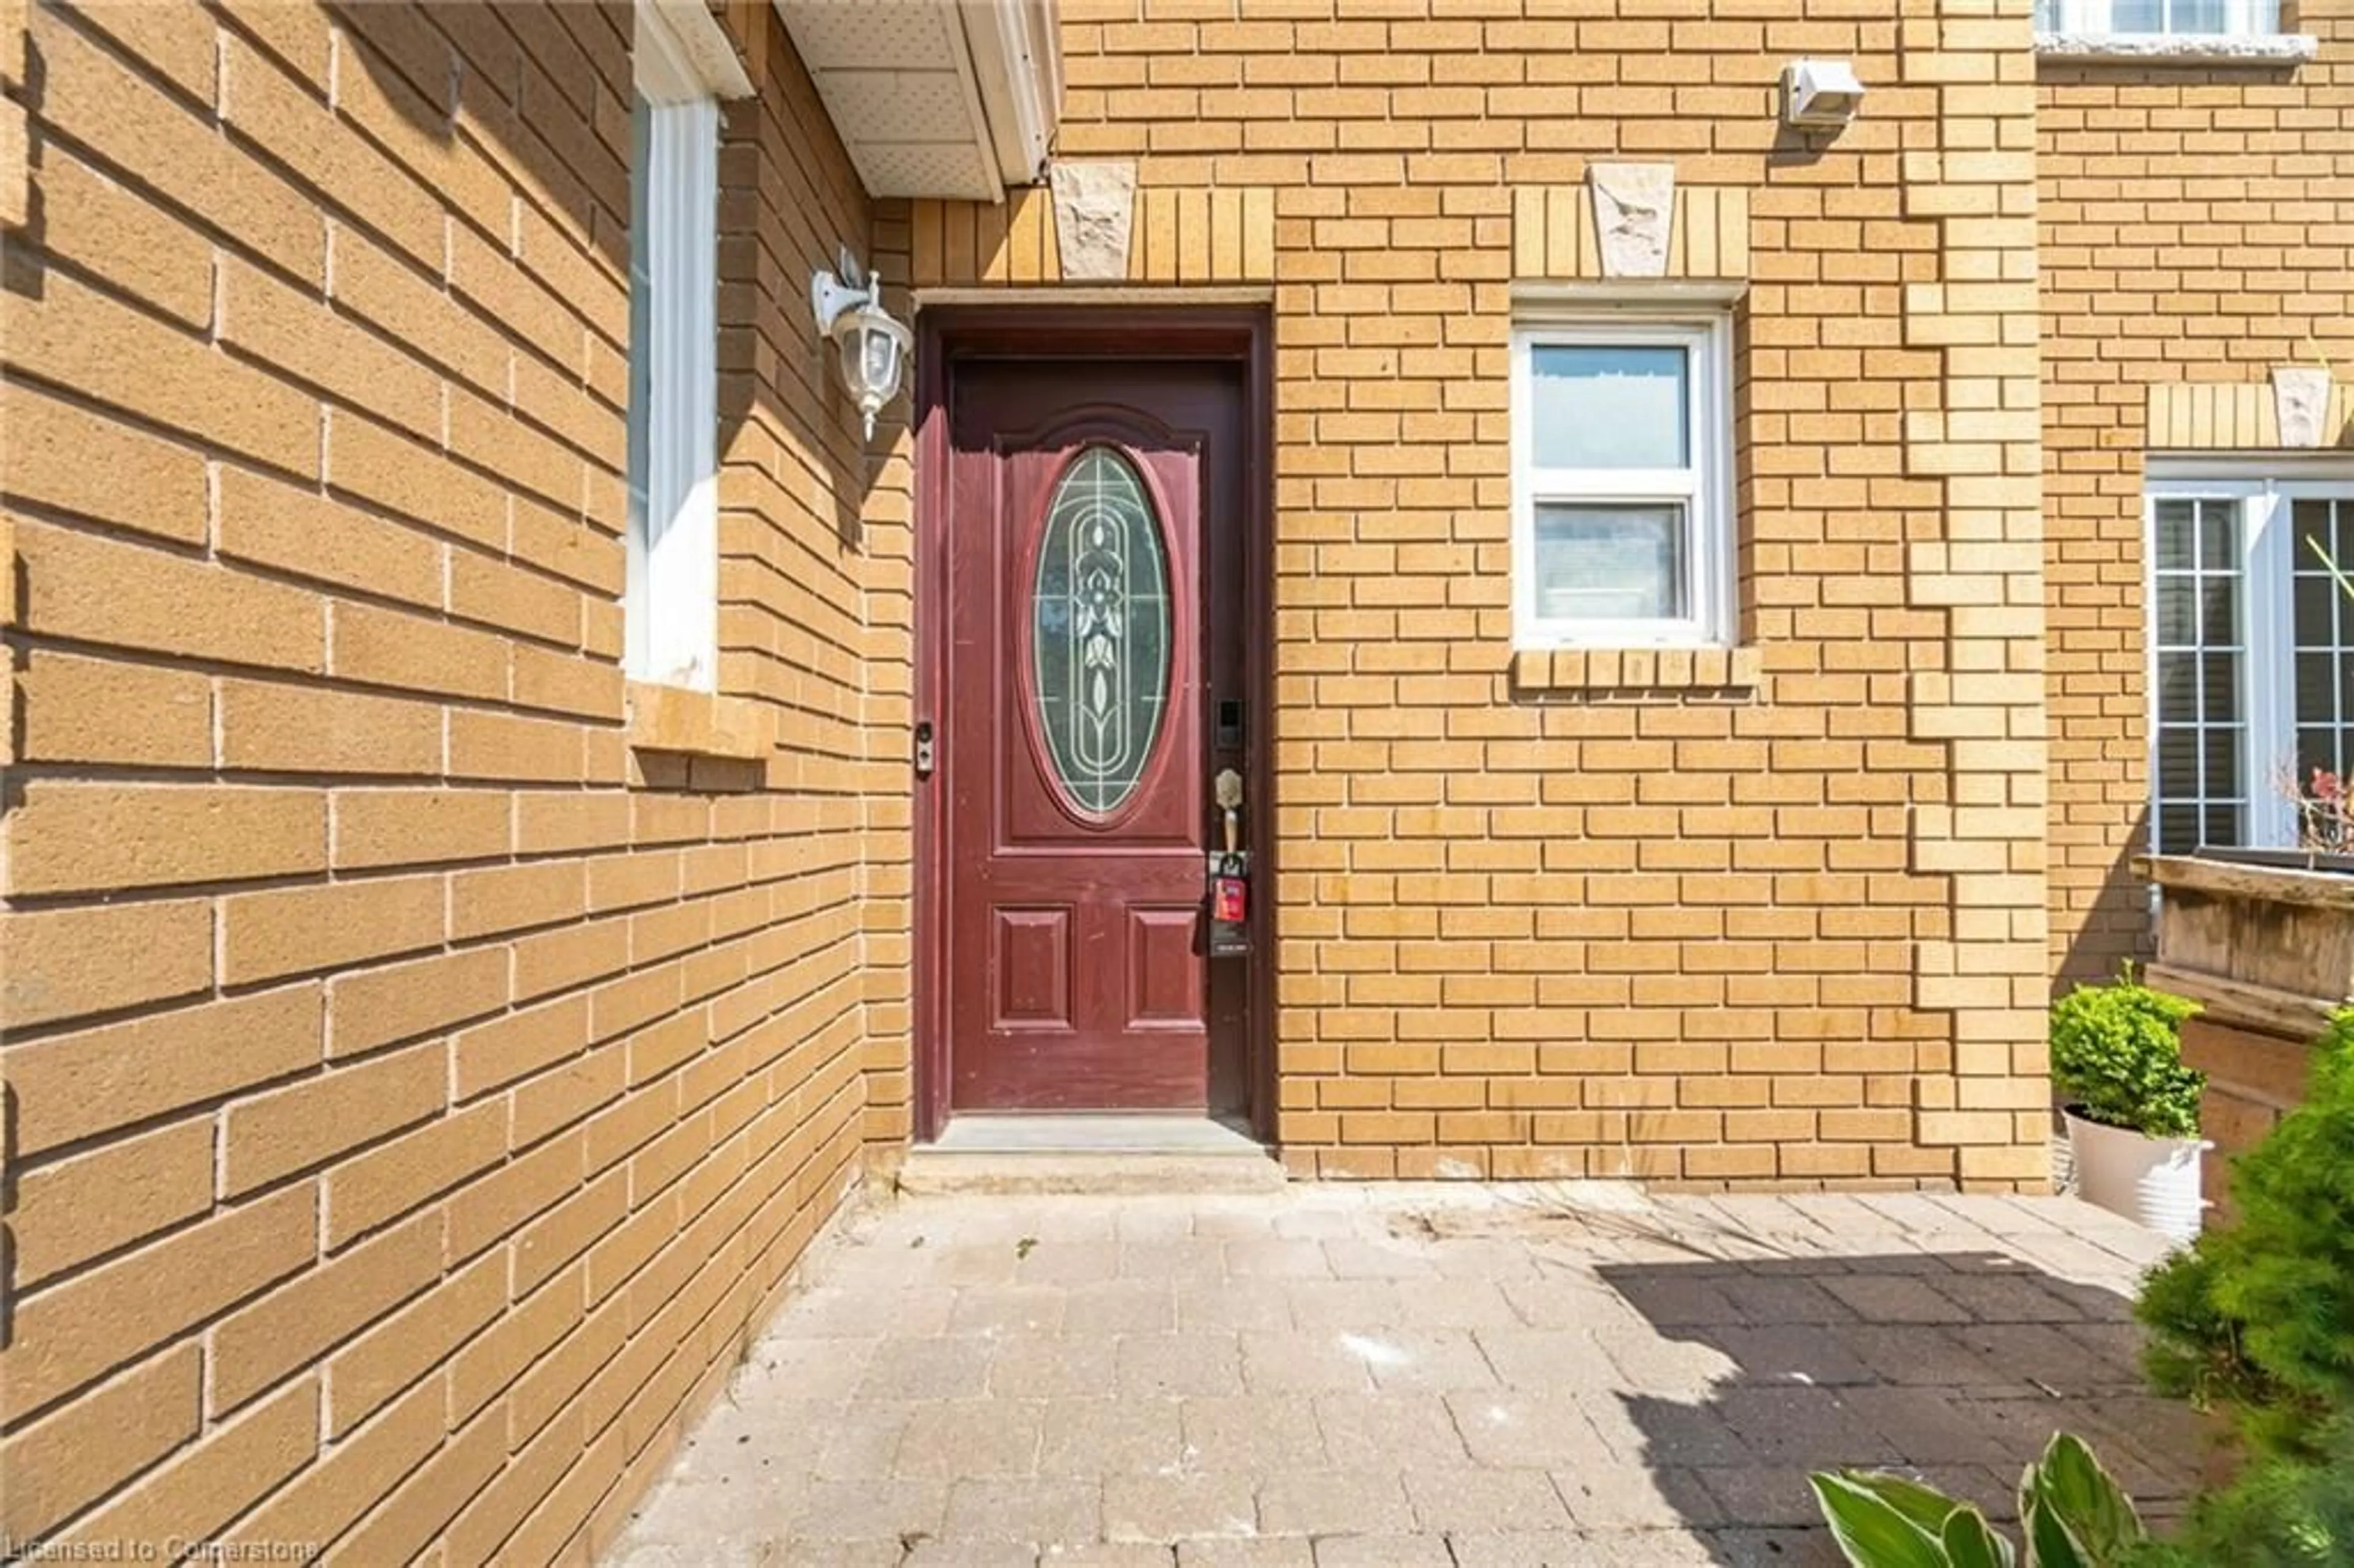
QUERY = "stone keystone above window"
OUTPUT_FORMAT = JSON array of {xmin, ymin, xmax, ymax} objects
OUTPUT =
[{"xmin": 1588, "ymin": 162, "xmax": 1676, "ymax": 280}]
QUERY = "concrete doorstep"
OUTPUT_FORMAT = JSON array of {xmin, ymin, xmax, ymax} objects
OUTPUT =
[{"xmin": 897, "ymin": 1117, "xmax": 1289, "ymax": 1197}]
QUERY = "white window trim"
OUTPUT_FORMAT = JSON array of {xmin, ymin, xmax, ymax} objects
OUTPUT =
[
  {"xmin": 640, "ymin": 0, "xmax": 755, "ymax": 101},
  {"xmin": 2036, "ymin": 0, "xmax": 2280, "ymax": 35},
  {"xmin": 2146, "ymin": 465, "xmax": 2354, "ymax": 853},
  {"xmin": 1509, "ymin": 315, "xmax": 1735, "ymax": 650},
  {"xmin": 625, "ymin": 2, "xmax": 729, "ymax": 693}
]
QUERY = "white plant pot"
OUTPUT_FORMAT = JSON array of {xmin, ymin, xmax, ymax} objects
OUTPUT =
[{"xmin": 2063, "ymin": 1106, "xmax": 2208, "ymax": 1246}]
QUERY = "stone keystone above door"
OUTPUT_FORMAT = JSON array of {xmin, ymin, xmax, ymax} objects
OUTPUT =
[{"xmin": 1049, "ymin": 160, "xmax": 1138, "ymax": 281}]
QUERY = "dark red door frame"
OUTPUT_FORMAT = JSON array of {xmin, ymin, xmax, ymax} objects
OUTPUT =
[{"xmin": 910, "ymin": 305, "xmax": 1276, "ymax": 1146}]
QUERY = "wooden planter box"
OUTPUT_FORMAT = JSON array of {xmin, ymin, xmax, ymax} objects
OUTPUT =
[{"xmin": 2136, "ymin": 854, "xmax": 2347, "ymax": 1209}]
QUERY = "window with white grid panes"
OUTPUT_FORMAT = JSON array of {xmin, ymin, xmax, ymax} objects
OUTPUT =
[
  {"xmin": 2293, "ymin": 497, "xmax": 2354, "ymax": 786},
  {"xmin": 2146, "ymin": 474, "xmax": 2354, "ymax": 855},
  {"xmin": 2035, "ymin": 0, "xmax": 2281, "ymax": 33},
  {"xmin": 1509, "ymin": 317, "xmax": 1734, "ymax": 649},
  {"xmin": 2150, "ymin": 497, "xmax": 2245, "ymax": 856}
]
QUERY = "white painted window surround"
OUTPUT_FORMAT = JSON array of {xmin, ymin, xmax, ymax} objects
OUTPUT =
[
  {"xmin": 2038, "ymin": 0, "xmax": 2276, "ymax": 31},
  {"xmin": 2146, "ymin": 462, "xmax": 2354, "ymax": 856},
  {"xmin": 2034, "ymin": 0, "xmax": 2319, "ymax": 62},
  {"xmin": 625, "ymin": 2, "xmax": 732, "ymax": 692},
  {"xmin": 1509, "ymin": 314, "xmax": 1735, "ymax": 650}
]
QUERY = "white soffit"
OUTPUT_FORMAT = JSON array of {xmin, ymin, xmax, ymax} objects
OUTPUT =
[{"xmin": 772, "ymin": 1, "xmax": 1062, "ymax": 202}]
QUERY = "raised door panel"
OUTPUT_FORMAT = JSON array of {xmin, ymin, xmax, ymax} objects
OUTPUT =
[
  {"xmin": 992, "ymin": 907, "xmax": 1072, "ymax": 1030},
  {"xmin": 1127, "ymin": 908, "xmax": 1204, "ymax": 1027}
]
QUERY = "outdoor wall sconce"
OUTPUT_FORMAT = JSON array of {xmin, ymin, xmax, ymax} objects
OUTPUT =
[
  {"xmin": 810, "ymin": 248, "xmax": 912, "ymax": 441},
  {"xmin": 1780, "ymin": 59, "xmax": 1867, "ymax": 131}
]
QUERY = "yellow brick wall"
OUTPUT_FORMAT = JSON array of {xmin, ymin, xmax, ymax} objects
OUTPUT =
[
  {"xmin": 2040, "ymin": 10, "xmax": 2354, "ymax": 983},
  {"xmin": 885, "ymin": 0, "xmax": 2055, "ymax": 1190},
  {"xmin": 0, "ymin": 3, "xmax": 899, "ymax": 1558},
  {"xmin": 34, "ymin": 0, "xmax": 2334, "ymax": 1542}
]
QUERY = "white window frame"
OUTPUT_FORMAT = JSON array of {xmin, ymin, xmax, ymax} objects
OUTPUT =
[
  {"xmin": 2035, "ymin": 0, "xmax": 2281, "ymax": 36},
  {"xmin": 625, "ymin": 2, "xmax": 725, "ymax": 691},
  {"xmin": 2146, "ymin": 462, "xmax": 2354, "ymax": 854},
  {"xmin": 1509, "ymin": 315, "xmax": 1734, "ymax": 650}
]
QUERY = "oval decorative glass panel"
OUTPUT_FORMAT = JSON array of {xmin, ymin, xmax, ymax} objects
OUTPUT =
[{"xmin": 1032, "ymin": 446, "xmax": 1171, "ymax": 816}]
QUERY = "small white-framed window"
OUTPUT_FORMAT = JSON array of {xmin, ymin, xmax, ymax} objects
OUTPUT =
[
  {"xmin": 2035, "ymin": 0, "xmax": 2281, "ymax": 35},
  {"xmin": 2146, "ymin": 465, "xmax": 2354, "ymax": 856},
  {"xmin": 625, "ymin": 1, "xmax": 723, "ymax": 691},
  {"xmin": 1510, "ymin": 316, "xmax": 1734, "ymax": 649}
]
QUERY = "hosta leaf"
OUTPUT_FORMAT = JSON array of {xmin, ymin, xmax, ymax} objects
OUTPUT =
[
  {"xmin": 1844, "ymin": 1471, "xmax": 1978, "ymax": 1537},
  {"xmin": 2035, "ymin": 1433, "xmax": 2143, "ymax": 1561},
  {"xmin": 1941, "ymin": 1504, "xmax": 2018, "ymax": 1568},
  {"xmin": 2022, "ymin": 1494, "xmax": 2091, "ymax": 1568},
  {"xmin": 1810, "ymin": 1472, "xmax": 1954, "ymax": 1568}
]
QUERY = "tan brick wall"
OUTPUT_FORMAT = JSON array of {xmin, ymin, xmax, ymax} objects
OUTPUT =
[
  {"xmin": 2040, "ymin": 10, "xmax": 2354, "ymax": 984},
  {"xmin": 886, "ymin": 0, "xmax": 2055, "ymax": 1190},
  {"xmin": 40, "ymin": 0, "xmax": 2318, "ymax": 1538},
  {"xmin": 0, "ymin": 2, "xmax": 901, "ymax": 1558}
]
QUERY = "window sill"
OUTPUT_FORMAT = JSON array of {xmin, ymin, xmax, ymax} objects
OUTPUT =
[
  {"xmin": 624, "ymin": 680, "xmax": 771, "ymax": 760},
  {"xmin": 1512, "ymin": 645, "xmax": 1762, "ymax": 694},
  {"xmin": 2033, "ymin": 30, "xmax": 2318, "ymax": 65}
]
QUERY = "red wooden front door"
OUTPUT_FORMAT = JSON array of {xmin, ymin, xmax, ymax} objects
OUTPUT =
[{"xmin": 943, "ymin": 358, "xmax": 1249, "ymax": 1113}]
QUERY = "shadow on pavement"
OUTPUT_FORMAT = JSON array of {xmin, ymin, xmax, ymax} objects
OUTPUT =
[{"xmin": 1596, "ymin": 1249, "xmax": 2206, "ymax": 1566}]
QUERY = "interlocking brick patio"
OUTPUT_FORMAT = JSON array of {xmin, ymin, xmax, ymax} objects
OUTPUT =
[{"xmin": 607, "ymin": 1185, "xmax": 2201, "ymax": 1567}]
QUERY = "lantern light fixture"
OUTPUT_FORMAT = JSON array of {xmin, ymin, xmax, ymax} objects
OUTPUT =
[{"xmin": 810, "ymin": 248, "xmax": 912, "ymax": 443}]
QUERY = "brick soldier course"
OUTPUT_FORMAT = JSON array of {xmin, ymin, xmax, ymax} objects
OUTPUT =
[{"xmin": 0, "ymin": 0, "xmax": 2343, "ymax": 1561}]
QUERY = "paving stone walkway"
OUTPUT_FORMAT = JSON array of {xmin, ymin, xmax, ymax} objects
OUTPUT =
[{"xmin": 608, "ymin": 1184, "xmax": 2202, "ymax": 1568}]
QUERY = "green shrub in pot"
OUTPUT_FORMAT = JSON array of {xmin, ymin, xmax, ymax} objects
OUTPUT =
[{"xmin": 2048, "ymin": 965, "xmax": 2203, "ymax": 1139}]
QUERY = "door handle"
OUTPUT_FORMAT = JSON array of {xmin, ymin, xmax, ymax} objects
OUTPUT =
[
  {"xmin": 1214, "ymin": 767, "xmax": 1243, "ymax": 853},
  {"xmin": 1209, "ymin": 767, "xmax": 1250, "ymax": 956}
]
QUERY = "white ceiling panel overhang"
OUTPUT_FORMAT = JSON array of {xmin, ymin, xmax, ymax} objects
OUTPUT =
[{"xmin": 772, "ymin": 1, "xmax": 1062, "ymax": 202}]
